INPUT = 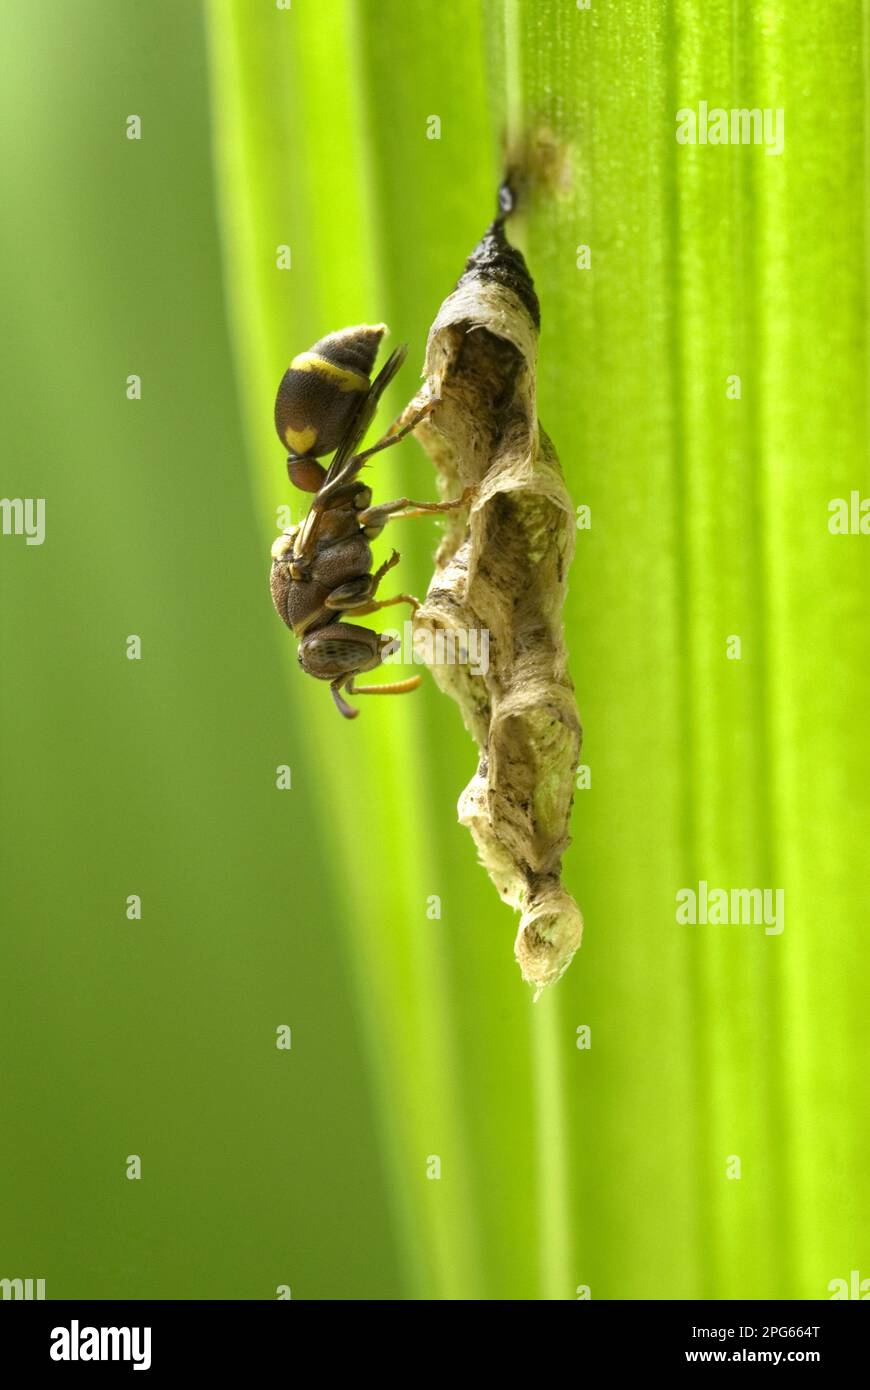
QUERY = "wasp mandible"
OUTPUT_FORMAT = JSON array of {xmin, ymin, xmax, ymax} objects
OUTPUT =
[{"xmin": 269, "ymin": 324, "xmax": 465, "ymax": 719}]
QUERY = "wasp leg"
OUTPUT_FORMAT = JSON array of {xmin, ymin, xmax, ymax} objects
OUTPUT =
[
  {"xmin": 383, "ymin": 394, "xmax": 441, "ymax": 439},
  {"xmin": 350, "ymin": 592, "xmax": 419, "ymax": 617},
  {"xmin": 322, "ymin": 549, "xmax": 407, "ymax": 613},
  {"xmin": 330, "ymin": 678, "xmax": 359, "ymax": 720},
  {"xmin": 299, "ymin": 403, "xmax": 439, "ymax": 555},
  {"xmin": 351, "ymin": 400, "xmax": 435, "ymax": 468},
  {"xmin": 370, "ymin": 548, "xmax": 401, "ymax": 587},
  {"xmin": 358, "ymin": 486, "xmax": 474, "ymax": 535},
  {"xmin": 324, "ymin": 582, "xmax": 418, "ymax": 616},
  {"xmin": 323, "ymin": 577, "xmax": 376, "ymax": 610}
]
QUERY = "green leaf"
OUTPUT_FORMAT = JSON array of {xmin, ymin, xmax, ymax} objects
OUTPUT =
[{"xmin": 202, "ymin": 0, "xmax": 869, "ymax": 1300}]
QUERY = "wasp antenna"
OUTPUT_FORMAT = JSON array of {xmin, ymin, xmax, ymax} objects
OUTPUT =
[
  {"xmin": 330, "ymin": 681, "xmax": 359, "ymax": 719},
  {"xmin": 352, "ymin": 676, "xmax": 423, "ymax": 697}
]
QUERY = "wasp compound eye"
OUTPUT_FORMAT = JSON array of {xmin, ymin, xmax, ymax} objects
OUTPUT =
[
  {"xmin": 286, "ymin": 457, "xmax": 327, "ymax": 493},
  {"xmin": 297, "ymin": 623, "xmax": 381, "ymax": 681}
]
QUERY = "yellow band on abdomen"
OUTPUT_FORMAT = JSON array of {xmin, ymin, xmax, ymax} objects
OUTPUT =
[{"xmin": 289, "ymin": 352, "xmax": 370, "ymax": 392}]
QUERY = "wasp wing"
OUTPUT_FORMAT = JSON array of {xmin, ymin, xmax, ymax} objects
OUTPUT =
[
  {"xmin": 294, "ymin": 343, "xmax": 408, "ymax": 563},
  {"xmin": 321, "ymin": 343, "xmax": 408, "ymax": 489}
]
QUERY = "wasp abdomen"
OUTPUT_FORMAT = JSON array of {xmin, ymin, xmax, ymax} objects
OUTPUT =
[{"xmin": 274, "ymin": 323, "xmax": 387, "ymax": 459}]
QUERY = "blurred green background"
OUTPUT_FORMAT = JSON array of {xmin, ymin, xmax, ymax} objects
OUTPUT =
[{"xmin": 1, "ymin": 0, "xmax": 867, "ymax": 1300}]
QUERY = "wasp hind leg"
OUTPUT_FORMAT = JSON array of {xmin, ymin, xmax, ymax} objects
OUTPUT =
[
  {"xmin": 349, "ymin": 592, "xmax": 419, "ymax": 617},
  {"xmin": 352, "ymin": 398, "xmax": 438, "ymax": 470},
  {"xmin": 358, "ymin": 486, "xmax": 474, "ymax": 537}
]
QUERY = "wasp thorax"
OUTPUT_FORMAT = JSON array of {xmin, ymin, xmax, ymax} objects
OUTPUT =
[{"xmin": 274, "ymin": 322, "xmax": 388, "ymax": 464}]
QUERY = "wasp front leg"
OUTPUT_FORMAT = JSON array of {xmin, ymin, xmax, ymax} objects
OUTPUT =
[{"xmin": 322, "ymin": 549, "xmax": 418, "ymax": 616}]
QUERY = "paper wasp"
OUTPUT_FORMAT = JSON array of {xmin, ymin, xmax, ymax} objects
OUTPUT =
[{"xmin": 269, "ymin": 324, "xmax": 465, "ymax": 719}]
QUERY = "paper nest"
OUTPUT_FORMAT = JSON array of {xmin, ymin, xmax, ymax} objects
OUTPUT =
[{"xmin": 405, "ymin": 237, "xmax": 583, "ymax": 993}]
